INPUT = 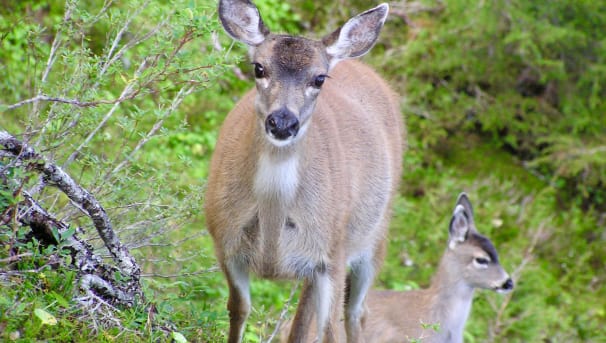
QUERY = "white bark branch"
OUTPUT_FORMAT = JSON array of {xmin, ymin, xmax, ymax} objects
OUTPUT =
[{"xmin": 1, "ymin": 130, "xmax": 140, "ymax": 278}]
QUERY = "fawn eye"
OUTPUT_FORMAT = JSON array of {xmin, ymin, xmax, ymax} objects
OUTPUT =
[
  {"xmin": 253, "ymin": 63, "xmax": 265, "ymax": 78},
  {"xmin": 475, "ymin": 257, "xmax": 489, "ymax": 265},
  {"xmin": 313, "ymin": 74, "xmax": 327, "ymax": 88}
]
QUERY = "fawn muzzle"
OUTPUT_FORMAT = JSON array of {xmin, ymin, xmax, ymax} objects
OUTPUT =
[{"xmin": 496, "ymin": 277, "xmax": 514, "ymax": 293}]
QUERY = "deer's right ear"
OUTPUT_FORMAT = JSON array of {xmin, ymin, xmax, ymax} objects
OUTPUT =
[
  {"xmin": 218, "ymin": 0, "xmax": 269, "ymax": 46},
  {"xmin": 448, "ymin": 204, "xmax": 470, "ymax": 249},
  {"xmin": 322, "ymin": 3, "xmax": 389, "ymax": 69}
]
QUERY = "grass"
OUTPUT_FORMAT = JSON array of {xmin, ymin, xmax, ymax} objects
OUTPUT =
[
  {"xmin": 136, "ymin": 132, "xmax": 604, "ymax": 342},
  {"xmin": 3, "ymin": 131, "xmax": 603, "ymax": 342}
]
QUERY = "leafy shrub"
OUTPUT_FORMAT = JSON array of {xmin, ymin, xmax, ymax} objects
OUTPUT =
[{"xmin": 374, "ymin": 0, "xmax": 606, "ymax": 209}]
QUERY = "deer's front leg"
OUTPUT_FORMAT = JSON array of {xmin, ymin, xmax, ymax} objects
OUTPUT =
[
  {"xmin": 224, "ymin": 259, "xmax": 251, "ymax": 343},
  {"xmin": 288, "ymin": 261, "xmax": 345, "ymax": 343}
]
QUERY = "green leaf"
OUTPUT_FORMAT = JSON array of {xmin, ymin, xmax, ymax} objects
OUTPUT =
[
  {"xmin": 50, "ymin": 291, "xmax": 70, "ymax": 308},
  {"xmin": 60, "ymin": 227, "xmax": 76, "ymax": 241},
  {"xmin": 34, "ymin": 308, "xmax": 57, "ymax": 326},
  {"xmin": 171, "ymin": 331, "xmax": 188, "ymax": 343}
]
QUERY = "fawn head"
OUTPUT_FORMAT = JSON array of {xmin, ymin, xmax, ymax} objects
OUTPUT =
[
  {"xmin": 218, "ymin": 0, "xmax": 389, "ymax": 147},
  {"xmin": 446, "ymin": 193, "xmax": 514, "ymax": 293}
]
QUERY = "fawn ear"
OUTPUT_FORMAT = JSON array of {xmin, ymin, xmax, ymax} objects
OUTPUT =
[
  {"xmin": 455, "ymin": 192, "xmax": 476, "ymax": 229},
  {"xmin": 322, "ymin": 3, "xmax": 389, "ymax": 69},
  {"xmin": 218, "ymin": 0, "xmax": 269, "ymax": 46},
  {"xmin": 448, "ymin": 193, "xmax": 476, "ymax": 248}
]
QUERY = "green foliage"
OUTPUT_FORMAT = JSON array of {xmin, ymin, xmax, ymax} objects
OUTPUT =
[
  {"xmin": 255, "ymin": 0, "xmax": 302, "ymax": 34},
  {"xmin": 374, "ymin": 0, "xmax": 606, "ymax": 208}
]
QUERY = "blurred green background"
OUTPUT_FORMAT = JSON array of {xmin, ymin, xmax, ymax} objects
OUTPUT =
[{"xmin": 0, "ymin": 0, "xmax": 604, "ymax": 341}]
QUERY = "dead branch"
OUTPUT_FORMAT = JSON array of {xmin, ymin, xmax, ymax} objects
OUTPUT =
[
  {"xmin": 6, "ymin": 189, "xmax": 142, "ymax": 306},
  {"xmin": 0, "ymin": 130, "xmax": 141, "ymax": 282}
]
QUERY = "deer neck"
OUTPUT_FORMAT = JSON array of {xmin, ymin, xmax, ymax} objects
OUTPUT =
[
  {"xmin": 252, "ymin": 130, "xmax": 304, "ymax": 205},
  {"xmin": 252, "ymin": 123, "xmax": 307, "ymax": 276},
  {"xmin": 427, "ymin": 254, "xmax": 475, "ymax": 342}
]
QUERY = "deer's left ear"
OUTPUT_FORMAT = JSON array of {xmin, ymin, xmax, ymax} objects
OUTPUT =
[{"xmin": 322, "ymin": 3, "xmax": 389, "ymax": 69}]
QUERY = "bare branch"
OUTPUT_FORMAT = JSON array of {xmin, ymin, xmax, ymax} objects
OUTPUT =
[
  {"xmin": 4, "ymin": 188, "xmax": 143, "ymax": 306},
  {"xmin": 27, "ymin": 0, "xmax": 76, "ymax": 139},
  {"xmin": 264, "ymin": 282, "xmax": 300, "ymax": 343},
  {"xmin": 109, "ymin": 85, "xmax": 194, "ymax": 176},
  {"xmin": 1, "ymin": 130, "xmax": 140, "ymax": 278},
  {"xmin": 62, "ymin": 58, "xmax": 149, "ymax": 168},
  {"xmin": 0, "ymin": 253, "xmax": 34, "ymax": 264},
  {"xmin": 41, "ymin": 1, "xmax": 75, "ymax": 83},
  {"xmin": 486, "ymin": 220, "xmax": 548, "ymax": 342},
  {"xmin": 141, "ymin": 266, "xmax": 220, "ymax": 279},
  {"xmin": 99, "ymin": 0, "xmax": 151, "ymax": 80},
  {"xmin": 7, "ymin": 95, "xmax": 104, "ymax": 110},
  {"xmin": 80, "ymin": 274, "xmax": 132, "ymax": 305}
]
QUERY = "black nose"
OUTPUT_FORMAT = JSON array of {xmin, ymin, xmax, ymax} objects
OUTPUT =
[
  {"xmin": 265, "ymin": 109, "xmax": 300, "ymax": 140},
  {"xmin": 502, "ymin": 278, "xmax": 514, "ymax": 291}
]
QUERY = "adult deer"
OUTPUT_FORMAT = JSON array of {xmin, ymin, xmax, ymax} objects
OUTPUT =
[
  {"xmin": 281, "ymin": 193, "xmax": 514, "ymax": 343},
  {"xmin": 205, "ymin": 1, "xmax": 403, "ymax": 342}
]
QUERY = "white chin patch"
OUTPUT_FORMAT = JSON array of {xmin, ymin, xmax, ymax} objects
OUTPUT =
[
  {"xmin": 495, "ymin": 287, "xmax": 511, "ymax": 294},
  {"xmin": 266, "ymin": 133, "xmax": 295, "ymax": 147}
]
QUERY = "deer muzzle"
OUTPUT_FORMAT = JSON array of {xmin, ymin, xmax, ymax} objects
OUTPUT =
[{"xmin": 265, "ymin": 109, "xmax": 300, "ymax": 141}]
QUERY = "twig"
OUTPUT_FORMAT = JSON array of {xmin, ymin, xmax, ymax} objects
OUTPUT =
[
  {"xmin": 62, "ymin": 58, "xmax": 149, "ymax": 168},
  {"xmin": 0, "ymin": 253, "xmax": 34, "ymax": 264},
  {"xmin": 99, "ymin": 0, "xmax": 151, "ymax": 79},
  {"xmin": 27, "ymin": 0, "xmax": 76, "ymax": 141},
  {"xmin": 486, "ymin": 219, "xmax": 547, "ymax": 342},
  {"xmin": 264, "ymin": 281, "xmax": 300, "ymax": 343},
  {"xmin": 108, "ymin": 85, "xmax": 194, "ymax": 177},
  {"xmin": 5, "ymin": 93, "xmax": 143, "ymax": 111},
  {"xmin": 141, "ymin": 266, "xmax": 221, "ymax": 278}
]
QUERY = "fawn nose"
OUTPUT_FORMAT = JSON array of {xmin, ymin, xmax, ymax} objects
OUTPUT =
[
  {"xmin": 266, "ymin": 109, "xmax": 300, "ymax": 140},
  {"xmin": 501, "ymin": 278, "xmax": 514, "ymax": 291}
]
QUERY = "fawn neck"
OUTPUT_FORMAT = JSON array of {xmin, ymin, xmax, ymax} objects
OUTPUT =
[{"xmin": 426, "ymin": 251, "xmax": 475, "ymax": 341}]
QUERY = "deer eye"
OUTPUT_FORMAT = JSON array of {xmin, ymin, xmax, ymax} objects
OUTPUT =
[
  {"xmin": 253, "ymin": 63, "xmax": 265, "ymax": 78},
  {"xmin": 313, "ymin": 74, "xmax": 327, "ymax": 88},
  {"xmin": 475, "ymin": 257, "xmax": 489, "ymax": 265}
]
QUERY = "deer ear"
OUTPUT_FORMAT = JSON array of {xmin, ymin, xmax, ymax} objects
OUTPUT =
[
  {"xmin": 322, "ymin": 3, "xmax": 389, "ymax": 69},
  {"xmin": 449, "ymin": 203, "xmax": 471, "ymax": 248},
  {"xmin": 218, "ymin": 0, "xmax": 269, "ymax": 46},
  {"xmin": 455, "ymin": 193, "xmax": 475, "ymax": 220}
]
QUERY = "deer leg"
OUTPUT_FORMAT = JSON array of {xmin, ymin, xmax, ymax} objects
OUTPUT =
[
  {"xmin": 346, "ymin": 240, "xmax": 386, "ymax": 343},
  {"xmin": 287, "ymin": 261, "xmax": 345, "ymax": 343},
  {"xmin": 345, "ymin": 255, "xmax": 374, "ymax": 343},
  {"xmin": 287, "ymin": 279, "xmax": 315, "ymax": 343},
  {"xmin": 318, "ymin": 257, "xmax": 347, "ymax": 343},
  {"xmin": 314, "ymin": 267, "xmax": 334, "ymax": 343},
  {"xmin": 224, "ymin": 259, "xmax": 251, "ymax": 343}
]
